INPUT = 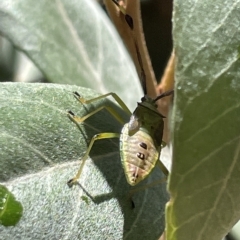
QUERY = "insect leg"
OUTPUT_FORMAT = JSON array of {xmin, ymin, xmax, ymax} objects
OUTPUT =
[
  {"xmin": 74, "ymin": 91, "xmax": 131, "ymax": 116},
  {"xmin": 69, "ymin": 92, "xmax": 131, "ymax": 125},
  {"xmin": 128, "ymin": 177, "xmax": 167, "ymax": 198},
  {"xmin": 68, "ymin": 104, "xmax": 126, "ymax": 125},
  {"xmin": 111, "ymin": 0, "xmax": 126, "ymax": 14},
  {"xmin": 67, "ymin": 132, "xmax": 120, "ymax": 187},
  {"xmin": 161, "ymin": 141, "xmax": 167, "ymax": 148},
  {"xmin": 156, "ymin": 160, "xmax": 169, "ymax": 177}
]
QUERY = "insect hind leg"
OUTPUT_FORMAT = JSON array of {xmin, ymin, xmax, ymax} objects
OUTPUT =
[
  {"xmin": 67, "ymin": 132, "xmax": 120, "ymax": 187},
  {"xmin": 127, "ymin": 176, "xmax": 167, "ymax": 199},
  {"xmin": 156, "ymin": 160, "xmax": 169, "ymax": 177}
]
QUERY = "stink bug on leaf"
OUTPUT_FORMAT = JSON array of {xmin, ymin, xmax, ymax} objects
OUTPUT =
[{"xmin": 67, "ymin": 0, "xmax": 173, "ymax": 187}]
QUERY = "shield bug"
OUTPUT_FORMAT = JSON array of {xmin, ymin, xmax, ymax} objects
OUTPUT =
[{"xmin": 67, "ymin": 0, "xmax": 173, "ymax": 187}]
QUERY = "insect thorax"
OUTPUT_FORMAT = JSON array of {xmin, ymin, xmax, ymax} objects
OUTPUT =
[{"xmin": 119, "ymin": 103, "xmax": 164, "ymax": 186}]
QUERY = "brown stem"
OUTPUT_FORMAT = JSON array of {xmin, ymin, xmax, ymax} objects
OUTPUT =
[
  {"xmin": 105, "ymin": 0, "xmax": 174, "ymax": 143},
  {"xmin": 158, "ymin": 50, "xmax": 175, "ymax": 94},
  {"xmin": 105, "ymin": 0, "xmax": 157, "ymax": 98},
  {"xmin": 157, "ymin": 50, "xmax": 175, "ymax": 142}
]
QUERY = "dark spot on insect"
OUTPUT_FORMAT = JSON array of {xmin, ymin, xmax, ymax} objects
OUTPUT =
[
  {"xmin": 139, "ymin": 142, "xmax": 147, "ymax": 149},
  {"xmin": 132, "ymin": 173, "xmax": 138, "ymax": 179},
  {"xmin": 137, "ymin": 152, "xmax": 145, "ymax": 160}
]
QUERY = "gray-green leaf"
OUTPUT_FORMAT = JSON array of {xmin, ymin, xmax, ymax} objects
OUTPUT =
[
  {"xmin": 0, "ymin": 83, "xmax": 168, "ymax": 240},
  {"xmin": 167, "ymin": 0, "xmax": 240, "ymax": 239}
]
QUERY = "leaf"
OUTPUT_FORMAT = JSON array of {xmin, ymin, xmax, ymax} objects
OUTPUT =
[
  {"xmin": 0, "ymin": 83, "xmax": 168, "ymax": 239},
  {"xmin": 0, "ymin": 185, "xmax": 23, "ymax": 226},
  {"xmin": 0, "ymin": 0, "xmax": 142, "ymax": 110},
  {"xmin": 167, "ymin": 0, "xmax": 240, "ymax": 239}
]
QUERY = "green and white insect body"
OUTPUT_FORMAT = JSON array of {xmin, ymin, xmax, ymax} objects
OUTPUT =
[
  {"xmin": 120, "ymin": 96, "xmax": 165, "ymax": 186},
  {"xmin": 67, "ymin": 91, "xmax": 172, "ymax": 188}
]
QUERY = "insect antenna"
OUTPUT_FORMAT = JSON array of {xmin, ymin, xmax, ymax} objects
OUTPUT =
[{"xmin": 153, "ymin": 90, "xmax": 174, "ymax": 102}]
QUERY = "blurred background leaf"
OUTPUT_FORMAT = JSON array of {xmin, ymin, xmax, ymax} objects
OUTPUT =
[{"xmin": 0, "ymin": 0, "xmax": 143, "ymax": 110}]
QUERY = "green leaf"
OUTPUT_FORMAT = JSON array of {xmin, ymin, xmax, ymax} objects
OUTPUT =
[
  {"xmin": 0, "ymin": 185, "xmax": 23, "ymax": 226},
  {"xmin": 0, "ymin": 83, "xmax": 168, "ymax": 239},
  {"xmin": 0, "ymin": 0, "xmax": 142, "ymax": 110},
  {"xmin": 167, "ymin": 0, "xmax": 240, "ymax": 239}
]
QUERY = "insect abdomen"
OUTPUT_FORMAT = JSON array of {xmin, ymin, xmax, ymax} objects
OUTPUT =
[{"xmin": 120, "ymin": 123, "xmax": 160, "ymax": 186}]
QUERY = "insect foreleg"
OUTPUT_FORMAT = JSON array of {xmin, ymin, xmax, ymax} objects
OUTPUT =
[
  {"xmin": 161, "ymin": 141, "xmax": 167, "ymax": 148},
  {"xmin": 74, "ymin": 91, "xmax": 131, "ymax": 116},
  {"xmin": 67, "ymin": 132, "xmax": 120, "ymax": 187},
  {"xmin": 68, "ymin": 105, "xmax": 126, "ymax": 125}
]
